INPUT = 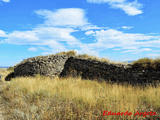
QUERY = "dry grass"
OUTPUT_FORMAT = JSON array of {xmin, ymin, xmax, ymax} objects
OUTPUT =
[
  {"xmin": 76, "ymin": 53, "xmax": 127, "ymax": 64},
  {"xmin": 55, "ymin": 50, "xmax": 111, "ymax": 63},
  {"xmin": 55, "ymin": 50, "xmax": 77, "ymax": 56},
  {"xmin": 0, "ymin": 68, "xmax": 10, "ymax": 81},
  {"xmin": 43, "ymin": 50, "xmax": 126, "ymax": 65},
  {"xmin": 0, "ymin": 69, "xmax": 159, "ymax": 120},
  {"xmin": 132, "ymin": 57, "xmax": 160, "ymax": 69},
  {"xmin": 77, "ymin": 54, "xmax": 110, "ymax": 63}
]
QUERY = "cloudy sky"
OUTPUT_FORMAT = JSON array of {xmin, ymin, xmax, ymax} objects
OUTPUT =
[{"xmin": 0, "ymin": 0, "xmax": 160, "ymax": 66}]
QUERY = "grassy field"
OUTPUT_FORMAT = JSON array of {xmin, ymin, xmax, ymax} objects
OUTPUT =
[{"xmin": 0, "ymin": 69, "xmax": 160, "ymax": 120}]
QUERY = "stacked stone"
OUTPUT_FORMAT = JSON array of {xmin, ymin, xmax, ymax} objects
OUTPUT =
[
  {"xmin": 5, "ymin": 54, "xmax": 71, "ymax": 81},
  {"xmin": 60, "ymin": 57, "xmax": 160, "ymax": 85},
  {"xmin": 5, "ymin": 53, "xmax": 160, "ymax": 85},
  {"xmin": 60, "ymin": 57, "xmax": 130, "ymax": 82}
]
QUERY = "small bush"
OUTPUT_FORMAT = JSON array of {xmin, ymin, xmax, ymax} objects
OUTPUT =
[
  {"xmin": 77, "ymin": 54, "xmax": 110, "ymax": 63},
  {"xmin": 132, "ymin": 58, "xmax": 153, "ymax": 68},
  {"xmin": 152, "ymin": 58, "xmax": 160, "ymax": 69},
  {"xmin": 133, "ymin": 58, "xmax": 160, "ymax": 69},
  {"xmin": 7, "ymin": 66, "xmax": 14, "ymax": 72},
  {"xmin": 55, "ymin": 50, "xmax": 77, "ymax": 56}
]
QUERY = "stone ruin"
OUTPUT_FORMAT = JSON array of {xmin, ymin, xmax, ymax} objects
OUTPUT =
[
  {"xmin": 5, "ymin": 54, "xmax": 71, "ymax": 81},
  {"xmin": 5, "ymin": 52, "xmax": 160, "ymax": 85}
]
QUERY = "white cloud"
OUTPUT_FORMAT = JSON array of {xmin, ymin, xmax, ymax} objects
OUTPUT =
[
  {"xmin": 28, "ymin": 47, "xmax": 37, "ymax": 52},
  {"xmin": 121, "ymin": 26, "xmax": 133, "ymax": 30},
  {"xmin": 3, "ymin": 26, "xmax": 160, "ymax": 56},
  {"xmin": 111, "ymin": 1, "xmax": 143, "ymax": 16},
  {"xmin": 33, "ymin": 27, "xmax": 79, "ymax": 45},
  {"xmin": 0, "ymin": 30, "xmax": 7, "ymax": 37},
  {"xmin": 1, "ymin": 8, "xmax": 90, "ymax": 55},
  {"xmin": 84, "ymin": 29, "xmax": 160, "ymax": 53},
  {"xmin": 35, "ymin": 8, "xmax": 89, "ymax": 27},
  {"xmin": 147, "ymin": 54, "xmax": 160, "ymax": 58},
  {"xmin": 4, "ymin": 8, "xmax": 85, "ymax": 47},
  {"xmin": 122, "ymin": 48, "xmax": 152, "ymax": 54},
  {"xmin": 85, "ymin": 30, "xmax": 95, "ymax": 35},
  {"xmin": 3, "ymin": 27, "xmax": 78, "ymax": 54},
  {"xmin": 86, "ymin": 0, "xmax": 143, "ymax": 16},
  {"xmin": 4, "ymin": 27, "xmax": 80, "ymax": 49},
  {"xmin": 6, "ymin": 31, "xmax": 39, "ymax": 44},
  {"xmin": 1, "ymin": 0, "xmax": 10, "ymax": 3},
  {"xmin": 80, "ymin": 25, "xmax": 109, "ymax": 31},
  {"xmin": 2, "ymin": 8, "xmax": 160, "ymax": 58}
]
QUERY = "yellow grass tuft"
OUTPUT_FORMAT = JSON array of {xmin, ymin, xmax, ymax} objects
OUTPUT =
[
  {"xmin": 55, "ymin": 50, "xmax": 77, "ymax": 56},
  {"xmin": 132, "ymin": 57, "xmax": 160, "ymax": 69}
]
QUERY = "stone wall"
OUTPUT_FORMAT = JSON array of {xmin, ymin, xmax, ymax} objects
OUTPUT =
[
  {"xmin": 60, "ymin": 57, "xmax": 160, "ymax": 85},
  {"xmin": 5, "ymin": 54, "xmax": 160, "ymax": 85},
  {"xmin": 5, "ymin": 54, "xmax": 71, "ymax": 81}
]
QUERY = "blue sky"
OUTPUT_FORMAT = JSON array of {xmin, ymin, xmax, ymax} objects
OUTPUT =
[{"xmin": 0, "ymin": 0, "xmax": 160, "ymax": 66}]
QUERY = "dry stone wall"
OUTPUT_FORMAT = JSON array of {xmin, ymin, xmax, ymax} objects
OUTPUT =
[
  {"xmin": 60, "ymin": 57, "xmax": 160, "ymax": 85},
  {"xmin": 5, "ymin": 54, "xmax": 71, "ymax": 81},
  {"xmin": 5, "ymin": 54, "xmax": 160, "ymax": 85}
]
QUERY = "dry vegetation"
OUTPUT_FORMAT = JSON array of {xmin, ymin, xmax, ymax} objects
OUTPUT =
[
  {"xmin": 132, "ymin": 57, "xmax": 160, "ymax": 69},
  {"xmin": 56, "ymin": 50, "xmax": 127, "ymax": 64},
  {"xmin": 0, "ymin": 69, "xmax": 160, "ymax": 120}
]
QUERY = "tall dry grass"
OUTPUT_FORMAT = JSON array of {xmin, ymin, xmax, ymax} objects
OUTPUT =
[
  {"xmin": 0, "ymin": 71, "xmax": 159, "ymax": 120},
  {"xmin": 50, "ymin": 50, "xmax": 126, "ymax": 65},
  {"xmin": 0, "ymin": 68, "xmax": 10, "ymax": 81},
  {"xmin": 132, "ymin": 57, "xmax": 160, "ymax": 69}
]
